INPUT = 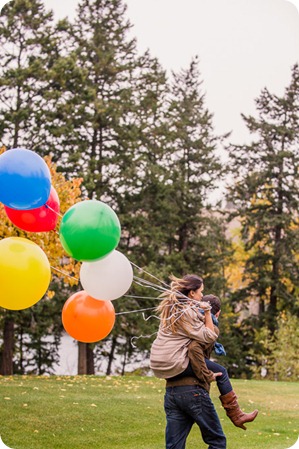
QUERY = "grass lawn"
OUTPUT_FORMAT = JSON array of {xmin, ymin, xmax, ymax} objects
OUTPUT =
[{"xmin": 0, "ymin": 375, "xmax": 298, "ymax": 449}]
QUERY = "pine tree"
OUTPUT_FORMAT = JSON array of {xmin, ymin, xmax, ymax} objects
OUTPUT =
[
  {"xmin": 49, "ymin": 0, "xmax": 138, "ymax": 196},
  {"xmin": 116, "ymin": 51, "xmax": 168, "ymax": 264},
  {"xmin": 101, "ymin": 54, "xmax": 169, "ymax": 375},
  {"xmin": 0, "ymin": 0, "xmax": 58, "ymax": 151},
  {"xmin": 227, "ymin": 64, "xmax": 299, "ymax": 331},
  {"xmin": 160, "ymin": 57, "xmax": 229, "ymax": 292}
]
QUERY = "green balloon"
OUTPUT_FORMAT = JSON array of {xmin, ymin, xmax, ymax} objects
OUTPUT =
[{"xmin": 59, "ymin": 200, "xmax": 121, "ymax": 261}]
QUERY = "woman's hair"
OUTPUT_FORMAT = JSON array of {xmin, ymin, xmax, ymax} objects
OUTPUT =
[
  {"xmin": 157, "ymin": 274, "xmax": 203, "ymax": 333},
  {"xmin": 202, "ymin": 294, "xmax": 221, "ymax": 315}
]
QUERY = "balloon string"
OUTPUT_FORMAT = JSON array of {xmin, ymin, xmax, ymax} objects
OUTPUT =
[
  {"xmin": 130, "ymin": 261, "xmax": 170, "ymax": 289},
  {"xmin": 133, "ymin": 275, "xmax": 203, "ymax": 308},
  {"xmin": 133, "ymin": 278, "xmax": 166, "ymax": 294},
  {"xmin": 131, "ymin": 332, "xmax": 158, "ymax": 348},
  {"xmin": 124, "ymin": 295, "xmax": 164, "ymax": 300},
  {"xmin": 142, "ymin": 312, "xmax": 160, "ymax": 321},
  {"xmin": 133, "ymin": 275, "xmax": 172, "ymax": 294},
  {"xmin": 50, "ymin": 265, "xmax": 79, "ymax": 281},
  {"xmin": 49, "ymin": 261, "xmax": 209, "ymax": 324},
  {"xmin": 132, "ymin": 270, "xmax": 209, "ymax": 309},
  {"xmin": 131, "ymin": 266, "xmax": 199, "ymax": 304},
  {"xmin": 49, "ymin": 266, "xmax": 166, "ymax": 301},
  {"xmin": 129, "ymin": 302, "xmax": 204, "ymax": 348},
  {"xmin": 45, "ymin": 204, "xmax": 63, "ymax": 218},
  {"xmin": 116, "ymin": 307, "xmax": 156, "ymax": 316},
  {"xmin": 127, "ymin": 264, "xmax": 213, "ymax": 346},
  {"xmin": 133, "ymin": 275, "xmax": 167, "ymax": 291}
]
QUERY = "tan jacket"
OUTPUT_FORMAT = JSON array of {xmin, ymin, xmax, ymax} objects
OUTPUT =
[{"xmin": 150, "ymin": 307, "xmax": 218, "ymax": 379}]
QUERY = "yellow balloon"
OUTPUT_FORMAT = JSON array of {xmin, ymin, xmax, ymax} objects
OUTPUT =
[{"xmin": 0, "ymin": 237, "xmax": 51, "ymax": 310}]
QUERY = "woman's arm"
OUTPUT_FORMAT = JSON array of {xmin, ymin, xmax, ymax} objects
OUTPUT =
[
  {"xmin": 204, "ymin": 310, "xmax": 214, "ymax": 332},
  {"xmin": 182, "ymin": 309, "xmax": 218, "ymax": 343}
]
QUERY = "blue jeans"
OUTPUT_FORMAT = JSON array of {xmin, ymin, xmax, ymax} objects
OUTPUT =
[
  {"xmin": 205, "ymin": 359, "xmax": 232, "ymax": 396},
  {"xmin": 164, "ymin": 385, "xmax": 226, "ymax": 449}
]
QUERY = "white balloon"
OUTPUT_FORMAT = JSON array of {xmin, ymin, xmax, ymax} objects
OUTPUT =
[{"xmin": 80, "ymin": 250, "xmax": 133, "ymax": 300}]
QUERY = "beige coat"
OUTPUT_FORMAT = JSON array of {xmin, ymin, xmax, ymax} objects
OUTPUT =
[{"xmin": 150, "ymin": 307, "xmax": 218, "ymax": 379}]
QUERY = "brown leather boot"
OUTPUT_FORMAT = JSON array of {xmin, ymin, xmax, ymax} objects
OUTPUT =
[{"xmin": 219, "ymin": 390, "xmax": 258, "ymax": 430}]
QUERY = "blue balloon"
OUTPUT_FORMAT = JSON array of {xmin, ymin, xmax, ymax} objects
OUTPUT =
[{"xmin": 0, "ymin": 148, "xmax": 51, "ymax": 210}]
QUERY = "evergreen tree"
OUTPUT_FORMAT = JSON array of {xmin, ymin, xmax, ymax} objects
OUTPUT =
[
  {"xmin": 100, "ymin": 54, "xmax": 170, "ymax": 374},
  {"xmin": 0, "ymin": 0, "xmax": 58, "ymax": 151},
  {"xmin": 116, "ymin": 51, "xmax": 168, "ymax": 266},
  {"xmin": 12, "ymin": 280, "xmax": 66, "ymax": 375},
  {"xmin": 161, "ymin": 57, "xmax": 229, "ymax": 293},
  {"xmin": 227, "ymin": 64, "xmax": 299, "ymax": 331},
  {"xmin": 50, "ymin": 0, "xmax": 138, "ymax": 196}
]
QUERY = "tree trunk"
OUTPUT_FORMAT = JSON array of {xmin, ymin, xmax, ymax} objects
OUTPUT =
[
  {"xmin": 268, "ymin": 223, "xmax": 282, "ymax": 331},
  {"xmin": 121, "ymin": 341, "xmax": 128, "ymax": 376},
  {"xmin": 106, "ymin": 336, "xmax": 117, "ymax": 375},
  {"xmin": 0, "ymin": 318, "xmax": 14, "ymax": 375},
  {"xmin": 87, "ymin": 344, "xmax": 95, "ymax": 375},
  {"xmin": 19, "ymin": 328, "xmax": 25, "ymax": 374},
  {"xmin": 78, "ymin": 342, "xmax": 87, "ymax": 374},
  {"xmin": 78, "ymin": 343, "xmax": 95, "ymax": 375}
]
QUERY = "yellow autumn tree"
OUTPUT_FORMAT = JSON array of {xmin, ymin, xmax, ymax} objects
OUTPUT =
[{"xmin": 224, "ymin": 218, "xmax": 251, "ymax": 292}]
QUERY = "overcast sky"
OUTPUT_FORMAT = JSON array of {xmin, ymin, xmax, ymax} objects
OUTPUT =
[
  {"xmin": 1, "ymin": 0, "xmax": 299, "ymax": 145},
  {"xmin": 124, "ymin": 0, "xmax": 299, "ymax": 144}
]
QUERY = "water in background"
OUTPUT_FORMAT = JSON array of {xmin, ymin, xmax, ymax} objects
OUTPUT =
[
  {"xmin": 53, "ymin": 333, "xmax": 150, "ymax": 376},
  {"xmin": 53, "ymin": 333, "xmax": 78, "ymax": 375}
]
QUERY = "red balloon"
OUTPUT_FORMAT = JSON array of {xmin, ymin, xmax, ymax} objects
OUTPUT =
[
  {"xmin": 4, "ymin": 186, "xmax": 60, "ymax": 232},
  {"xmin": 62, "ymin": 291, "xmax": 116, "ymax": 343}
]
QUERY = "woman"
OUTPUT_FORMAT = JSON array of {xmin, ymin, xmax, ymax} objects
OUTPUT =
[{"xmin": 150, "ymin": 274, "xmax": 226, "ymax": 449}]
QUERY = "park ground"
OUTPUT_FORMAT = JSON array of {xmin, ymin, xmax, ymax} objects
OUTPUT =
[{"xmin": 0, "ymin": 375, "xmax": 298, "ymax": 449}]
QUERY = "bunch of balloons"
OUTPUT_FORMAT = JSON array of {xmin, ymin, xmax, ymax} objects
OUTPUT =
[
  {"xmin": 0, "ymin": 148, "xmax": 134, "ymax": 343},
  {"xmin": 59, "ymin": 200, "xmax": 133, "ymax": 343},
  {"xmin": 0, "ymin": 148, "xmax": 54, "ymax": 310}
]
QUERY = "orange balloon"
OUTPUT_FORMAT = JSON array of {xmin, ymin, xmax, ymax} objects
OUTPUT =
[{"xmin": 62, "ymin": 291, "xmax": 115, "ymax": 343}]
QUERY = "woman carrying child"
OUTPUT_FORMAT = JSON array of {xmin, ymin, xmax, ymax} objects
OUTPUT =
[{"xmin": 150, "ymin": 274, "xmax": 258, "ymax": 448}]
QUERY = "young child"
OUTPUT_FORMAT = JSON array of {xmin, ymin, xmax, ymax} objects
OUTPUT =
[{"xmin": 187, "ymin": 294, "xmax": 258, "ymax": 430}]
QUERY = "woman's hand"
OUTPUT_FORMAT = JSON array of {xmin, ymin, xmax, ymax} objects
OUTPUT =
[{"xmin": 198, "ymin": 301, "xmax": 212, "ymax": 311}]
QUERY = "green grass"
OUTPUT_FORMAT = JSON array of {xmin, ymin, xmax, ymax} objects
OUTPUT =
[{"xmin": 0, "ymin": 375, "xmax": 298, "ymax": 449}]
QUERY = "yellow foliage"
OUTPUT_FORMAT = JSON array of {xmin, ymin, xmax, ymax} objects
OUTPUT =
[
  {"xmin": 47, "ymin": 290, "xmax": 56, "ymax": 299},
  {"xmin": 225, "ymin": 225, "xmax": 252, "ymax": 292}
]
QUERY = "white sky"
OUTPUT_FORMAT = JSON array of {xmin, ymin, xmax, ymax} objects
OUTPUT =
[
  {"xmin": 1, "ymin": 0, "xmax": 299, "ymax": 144},
  {"xmin": 124, "ymin": 0, "xmax": 299, "ymax": 144}
]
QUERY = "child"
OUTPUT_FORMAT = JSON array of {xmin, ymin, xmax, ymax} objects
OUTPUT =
[{"xmin": 188, "ymin": 294, "xmax": 258, "ymax": 430}]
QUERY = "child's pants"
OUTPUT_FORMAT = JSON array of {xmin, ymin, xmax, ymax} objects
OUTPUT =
[{"xmin": 205, "ymin": 358, "xmax": 232, "ymax": 395}]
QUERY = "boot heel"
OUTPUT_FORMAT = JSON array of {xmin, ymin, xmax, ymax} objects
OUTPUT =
[{"xmin": 219, "ymin": 391, "xmax": 258, "ymax": 431}]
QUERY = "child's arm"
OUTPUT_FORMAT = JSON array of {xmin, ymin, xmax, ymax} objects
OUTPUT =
[{"xmin": 188, "ymin": 340, "xmax": 222, "ymax": 392}]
